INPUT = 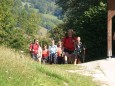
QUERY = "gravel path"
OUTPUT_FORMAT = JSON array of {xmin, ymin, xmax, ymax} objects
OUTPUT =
[{"xmin": 66, "ymin": 58, "xmax": 115, "ymax": 86}]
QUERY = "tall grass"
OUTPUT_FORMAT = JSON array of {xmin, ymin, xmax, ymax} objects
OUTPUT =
[{"xmin": 0, "ymin": 46, "xmax": 99, "ymax": 86}]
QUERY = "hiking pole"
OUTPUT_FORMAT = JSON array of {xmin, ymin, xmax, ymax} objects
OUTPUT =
[{"xmin": 83, "ymin": 47, "xmax": 86, "ymax": 63}]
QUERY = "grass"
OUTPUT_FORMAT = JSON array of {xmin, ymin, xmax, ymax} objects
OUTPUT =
[{"xmin": 0, "ymin": 46, "xmax": 99, "ymax": 86}]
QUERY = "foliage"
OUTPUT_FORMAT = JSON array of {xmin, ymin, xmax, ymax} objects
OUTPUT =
[
  {"xmin": 49, "ymin": 23, "xmax": 66, "ymax": 41},
  {"xmin": 76, "ymin": 2, "xmax": 107, "ymax": 60},
  {"xmin": 26, "ymin": 0, "xmax": 62, "ymax": 17},
  {"xmin": 55, "ymin": 0, "xmax": 108, "ymax": 61},
  {"xmin": 56, "ymin": 0, "xmax": 107, "ymax": 28},
  {"xmin": 21, "ymin": 0, "xmax": 63, "ymax": 30},
  {"xmin": 0, "ymin": 0, "xmax": 40, "ymax": 52},
  {"xmin": 40, "ymin": 14, "xmax": 62, "ymax": 30}
]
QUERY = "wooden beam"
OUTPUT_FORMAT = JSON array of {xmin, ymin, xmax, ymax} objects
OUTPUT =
[
  {"xmin": 107, "ymin": 15, "xmax": 112, "ymax": 57},
  {"xmin": 107, "ymin": 0, "xmax": 115, "ymax": 58}
]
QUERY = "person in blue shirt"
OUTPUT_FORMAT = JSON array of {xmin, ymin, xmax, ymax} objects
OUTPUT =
[{"xmin": 48, "ymin": 39, "xmax": 57, "ymax": 64}]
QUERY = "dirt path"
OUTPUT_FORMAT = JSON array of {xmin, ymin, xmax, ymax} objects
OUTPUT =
[{"xmin": 66, "ymin": 58, "xmax": 115, "ymax": 86}]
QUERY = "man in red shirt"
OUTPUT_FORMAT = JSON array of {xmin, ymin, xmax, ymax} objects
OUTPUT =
[
  {"xmin": 29, "ymin": 39, "xmax": 40, "ymax": 61},
  {"xmin": 62, "ymin": 29, "xmax": 77, "ymax": 64}
]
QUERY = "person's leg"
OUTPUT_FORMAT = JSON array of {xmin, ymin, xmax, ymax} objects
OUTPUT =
[
  {"xmin": 49, "ymin": 54, "xmax": 53, "ymax": 64},
  {"xmin": 38, "ymin": 57, "xmax": 41, "ymax": 64},
  {"xmin": 32, "ymin": 54, "xmax": 35, "ymax": 60},
  {"xmin": 64, "ymin": 52, "xmax": 68, "ymax": 64},
  {"xmin": 41, "ymin": 58, "xmax": 43, "ymax": 64},
  {"xmin": 42, "ymin": 57, "xmax": 46, "ymax": 64},
  {"xmin": 77, "ymin": 55, "xmax": 81, "ymax": 64},
  {"xmin": 71, "ymin": 54, "xmax": 75, "ymax": 64},
  {"xmin": 30, "ymin": 52, "xmax": 33, "ymax": 59},
  {"xmin": 54, "ymin": 53, "xmax": 57, "ymax": 64},
  {"xmin": 57, "ymin": 57, "xmax": 59, "ymax": 64},
  {"xmin": 67, "ymin": 54, "xmax": 72, "ymax": 64},
  {"xmin": 59, "ymin": 54, "xmax": 62, "ymax": 64},
  {"xmin": 58, "ymin": 56, "xmax": 61, "ymax": 64},
  {"xmin": 62, "ymin": 57, "xmax": 65, "ymax": 64},
  {"xmin": 33, "ymin": 54, "xmax": 37, "ymax": 61},
  {"xmin": 63, "ymin": 49, "xmax": 68, "ymax": 64},
  {"xmin": 74, "ymin": 54, "xmax": 77, "ymax": 65},
  {"xmin": 43, "ymin": 57, "xmax": 47, "ymax": 64},
  {"xmin": 47, "ymin": 56, "xmax": 49, "ymax": 63},
  {"xmin": 67, "ymin": 50, "xmax": 74, "ymax": 64}
]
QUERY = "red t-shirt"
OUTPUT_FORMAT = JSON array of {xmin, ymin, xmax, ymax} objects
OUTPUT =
[
  {"xmin": 62, "ymin": 36, "xmax": 77, "ymax": 51},
  {"xmin": 42, "ymin": 49, "xmax": 49, "ymax": 58},
  {"xmin": 32, "ymin": 43, "xmax": 39, "ymax": 55}
]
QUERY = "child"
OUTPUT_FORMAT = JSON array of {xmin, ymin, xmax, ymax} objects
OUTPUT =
[
  {"xmin": 42, "ymin": 45, "xmax": 49, "ymax": 64},
  {"xmin": 57, "ymin": 41, "xmax": 64, "ymax": 64}
]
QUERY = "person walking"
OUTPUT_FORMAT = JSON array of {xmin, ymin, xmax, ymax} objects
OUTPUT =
[
  {"xmin": 48, "ymin": 39, "xmax": 57, "ymax": 64},
  {"xmin": 29, "ymin": 39, "xmax": 42, "ymax": 63},
  {"xmin": 57, "ymin": 40, "xmax": 64, "ymax": 64},
  {"xmin": 42, "ymin": 45, "xmax": 49, "ymax": 64},
  {"xmin": 62, "ymin": 29, "xmax": 77, "ymax": 64}
]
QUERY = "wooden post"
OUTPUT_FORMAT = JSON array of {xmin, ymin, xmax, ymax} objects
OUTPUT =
[
  {"xmin": 107, "ymin": 13, "xmax": 112, "ymax": 58},
  {"xmin": 107, "ymin": 0, "xmax": 115, "ymax": 58}
]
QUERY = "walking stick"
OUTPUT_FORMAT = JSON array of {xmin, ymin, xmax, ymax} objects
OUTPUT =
[{"xmin": 82, "ymin": 47, "xmax": 86, "ymax": 63}]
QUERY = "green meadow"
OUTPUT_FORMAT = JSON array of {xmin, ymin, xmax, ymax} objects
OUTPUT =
[{"xmin": 0, "ymin": 46, "xmax": 98, "ymax": 86}]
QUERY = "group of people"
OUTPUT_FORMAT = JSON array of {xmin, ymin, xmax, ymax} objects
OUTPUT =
[{"xmin": 29, "ymin": 29, "xmax": 86, "ymax": 65}]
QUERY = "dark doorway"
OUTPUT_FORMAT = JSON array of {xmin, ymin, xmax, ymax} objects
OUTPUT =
[{"xmin": 112, "ymin": 16, "xmax": 115, "ymax": 56}]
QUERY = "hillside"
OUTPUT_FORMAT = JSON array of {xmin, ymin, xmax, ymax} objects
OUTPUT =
[
  {"xmin": 21, "ymin": 0, "xmax": 63, "ymax": 30},
  {"xmin": 40, "ymin": 14, "xmax": 63, "ymax": 29}
]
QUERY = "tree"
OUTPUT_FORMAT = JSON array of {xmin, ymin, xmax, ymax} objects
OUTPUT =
[
  {"xmin": 75, "ymin": 2, "xmax": 107, "ymax": 60},
  {"xmin": 55, "ymin": 0, "xmax": 108, "ymax": 61},
  {"xmin": 0, "ymin": 0, "xmax": 41, "ymax": 52},
  {"xmin": 0, "ymin": 0, "xmax": 15, "ymax": 44}
]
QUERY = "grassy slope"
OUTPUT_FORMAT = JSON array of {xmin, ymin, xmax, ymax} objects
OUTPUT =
[
  {"xmin": 0, "ymin": 46, "xmax": 98, "ymax": 86},
  {"xmin": 40, "ymin": 13, "xmax": 63, "ymax": 29},
  {"xmin": 38, "ymin": 26, "xmax": 48, "ymax": 37}
]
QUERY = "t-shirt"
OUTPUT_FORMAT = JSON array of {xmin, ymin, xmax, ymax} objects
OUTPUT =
[
  {"xmin": 42, "ymin": 49, "xmax": 49, "ymax": 58},
  {"xmin": 62, "ymin": 36, "xmax": 77, "ymax": 51},
  {"xmin": 29, "ymin": 43, "xmax": 33, "ymax": 52},
  {"xmin": 57, "ymin": 46, "xmax": 62, "ymax": 57},
  {"xmin": 32, "ymin": 43, "xmax": 39, "ymax": 54},
  {"xmin": 49, "ymin": 45, "xmax": 57, "ymax": 54}
]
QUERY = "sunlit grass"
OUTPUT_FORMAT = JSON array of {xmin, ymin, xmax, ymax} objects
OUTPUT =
[{"xmin": 0, "ymin": 46, "xmax": 99, "ymax": 86}]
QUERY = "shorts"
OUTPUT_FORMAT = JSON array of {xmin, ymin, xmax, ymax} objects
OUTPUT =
[{"xmin": 64, "ymin": 48, "xmax": 74, "ymax": 54}]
